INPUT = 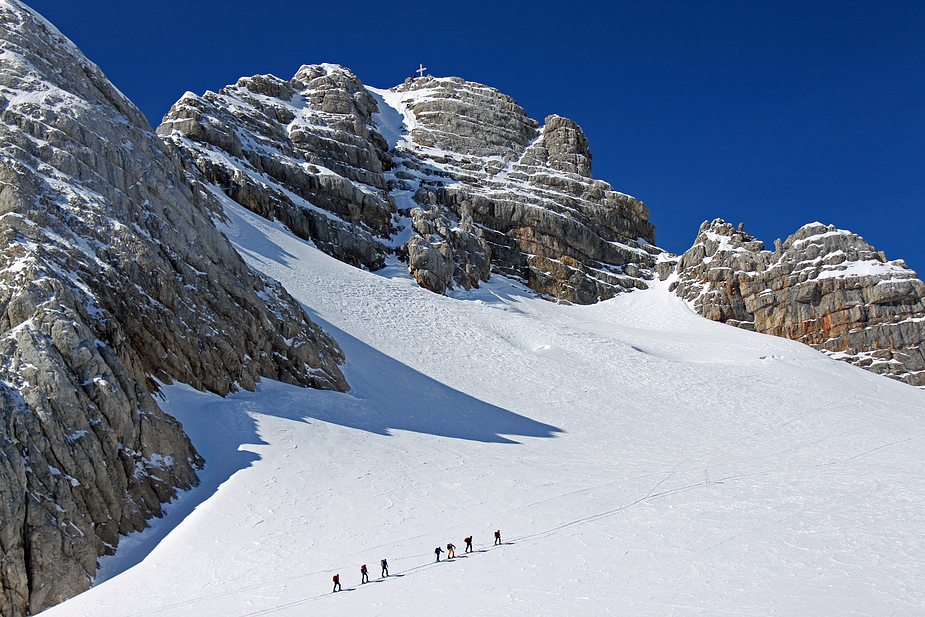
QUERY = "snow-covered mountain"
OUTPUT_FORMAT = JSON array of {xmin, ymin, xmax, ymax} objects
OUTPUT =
[
  {"xmin": 43, "ymin": 199, "xmax": 925, "ymax": 617},
  {"xmin": 157, "ymin": 64, "xmax": 661, "ymax": 305},
  {"xmin": 155, "ymin": 63, "xmax": 925, "ymax": 389},
  {"xmin": 0, "ymin": 1, "xmax": 924, "ymax": 615}
]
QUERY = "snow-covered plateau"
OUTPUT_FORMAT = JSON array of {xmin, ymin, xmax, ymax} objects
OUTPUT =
[{"xmin": 43, "ymin": 200, "xmax": 925, "ymax": 617}]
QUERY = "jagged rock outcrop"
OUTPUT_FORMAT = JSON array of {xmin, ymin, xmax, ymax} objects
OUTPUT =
[
  {"xmin": 383, "ymin": 76, "xmax": 661, "ymax": 304},
  {"xmin": 157, "ymin": 63, "xmax": 395, "ymax": 270},
  {"xmin": 670, "ymin": 219, "xmax": 925, "ymax": 386},
  {"xmin": 405, "ymin": 203, "xmax": 491, "ymax": 294},
  {"xmin": 0, "ymin": 3, "xmax": 346, "ymax": 615}
]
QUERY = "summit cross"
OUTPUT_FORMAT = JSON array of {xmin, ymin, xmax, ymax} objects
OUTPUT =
[{"xmin": 417, "ymin": 64, "xmax": 427, "ymax": 78}]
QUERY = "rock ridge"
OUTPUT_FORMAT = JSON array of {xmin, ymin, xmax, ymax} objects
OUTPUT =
[
  {"xmin": 157, "ymin": 63, "xmax": 395, "ymax": 271},
  {"xmin": 669, "ymin": 218, "xmax": 925, "ymax": 387},
  {"xmin": 160, "ymin": 69, "xmax": 662, "ymax": 304}
]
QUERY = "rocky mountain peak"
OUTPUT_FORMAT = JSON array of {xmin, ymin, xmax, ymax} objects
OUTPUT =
[
  {"xmin": 161, "ymin": 69, "xmax": 661, "ymax": 305},
  {"xmin": 393, "ymin": 75, "xmax": 540, "ymax": 160},
  {"xmin": 158, "ymin": 63, "xmax": 395, "ymax": 271},
  {"xmin": 380, "ymin": 76, "xmax": 660, "ymax": 303},
  {"xmin": 292, "ymin": 63, "xmax": 379, "ymax": 124}
]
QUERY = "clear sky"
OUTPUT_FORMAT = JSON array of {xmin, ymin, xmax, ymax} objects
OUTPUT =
[{"xmin": 27, "ymin": 1, "xmax": 924, "ymax": 274}]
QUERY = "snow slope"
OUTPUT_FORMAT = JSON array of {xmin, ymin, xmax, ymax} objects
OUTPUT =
[{"xmin": 44, "ymin": 200, "xmax": 925, "ymax": 616}]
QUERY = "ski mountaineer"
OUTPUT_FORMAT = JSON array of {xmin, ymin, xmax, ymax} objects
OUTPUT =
[
  {"xmin": 332, "ymin": 574, "xmax": 341, "ymax": 592},
  {"xmin": 435, "ymin": 546, "xmax": 443, "ymax": 562},
  {"xmin": 447, "ymin": 543, "xmax": 456, "ymax": 558},
  {"xmin": 494, "ymin": 530, "xmax": 502, "ymax": 545},
  {"xmin": 464, "ymin": 536, "xmax": 473, "ymax": 553},
  {"xmin": 360, "ymin": 564, "xmax": 369, "ymax": 584},
  {"xmin": 381, "ymin": 558, "xmax": 389, "ymax": 577}
]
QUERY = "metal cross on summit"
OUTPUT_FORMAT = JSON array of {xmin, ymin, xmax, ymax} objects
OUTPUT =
[{"xmin": 416, "ymin": 63, "xmax": 427, "ymax": 78}]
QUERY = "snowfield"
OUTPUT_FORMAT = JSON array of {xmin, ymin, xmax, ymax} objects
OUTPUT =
[{"xmin": 44, "ymin": 201, "xmax": 925, "ymax": 617}]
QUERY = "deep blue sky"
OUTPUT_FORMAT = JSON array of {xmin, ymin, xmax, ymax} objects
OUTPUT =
[{"xmin": 28, "ymin": 1, "xmax": 924, "ymax": 274}]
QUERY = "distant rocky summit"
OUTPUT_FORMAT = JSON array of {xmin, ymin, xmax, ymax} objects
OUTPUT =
[
  {"xmin": 668, "ymin": 219, "xmax": 925, "ymax": 387},
  {"xmin": 159, "ymin": 68, "xmax": 661, "ymax": 305},
  {"xmin": 156, "ymin": 62, "xmax": 925, "ymax": 387},
  {"xmin": 0, "ymin": 2, "xmax": 345, "ymax": 615}
]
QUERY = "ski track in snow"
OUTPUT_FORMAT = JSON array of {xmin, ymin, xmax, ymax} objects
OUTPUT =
[{"xmin": 44, "ymin": 201, "xmax": 925, "ymax": 617}]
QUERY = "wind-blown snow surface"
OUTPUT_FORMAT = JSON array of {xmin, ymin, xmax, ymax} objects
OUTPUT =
[{"xmin": 45, "ymin": 202, "xmax": 925, "ymax": 616}]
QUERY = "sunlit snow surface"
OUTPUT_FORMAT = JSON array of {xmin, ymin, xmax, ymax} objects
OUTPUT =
[{"xmin": 45, "ymin": 201, "xmax": 925, "ymax": 617}]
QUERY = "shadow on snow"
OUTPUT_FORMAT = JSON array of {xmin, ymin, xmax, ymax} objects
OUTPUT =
[
  {"xmin": 250, "ymin": 311, "xmax": 563, "ymax": 444},
  {"xmin": 94, "ymin": 312, "xmax": 561, "ymax": 582}
]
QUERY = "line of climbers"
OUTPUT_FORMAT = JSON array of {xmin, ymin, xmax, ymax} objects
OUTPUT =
[{"xmin": 332, "ymin": 530, "xmax": 501, "ymax": 592}]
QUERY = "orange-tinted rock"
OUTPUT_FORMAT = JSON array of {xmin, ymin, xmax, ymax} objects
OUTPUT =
[{"xmin": 671, "ymin": 219, "xmax": 925, "ymax": 387}]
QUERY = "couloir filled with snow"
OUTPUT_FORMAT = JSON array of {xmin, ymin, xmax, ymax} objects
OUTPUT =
[{"xmin": 44, "ymin": 201, "xmax": 925, "ymax": 617}]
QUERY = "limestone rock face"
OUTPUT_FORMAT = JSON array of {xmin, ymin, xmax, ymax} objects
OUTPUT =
[
  {"xmin": 0, "ymin": 3, "xmax": 346, "ymax": 614},
  {"xmin": 157, "ymin": 63, "xmax": 395, "ymax": 271},
  {"xmin": 671, "ymin": 219, "xmax": 925, "ymax": 386},
  {"xmin": 381, "ymin": 77, "xmax": 660, "ymax": 304}
]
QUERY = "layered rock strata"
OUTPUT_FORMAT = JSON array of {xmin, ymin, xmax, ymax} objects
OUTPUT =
[
  {"xmin": 670, "ymin": 219, "xmax": 925, "ymax": 386},
  {"xmin": 380, "ymin": 76, "xmax": 661, "ymax": 303},
  {"xmin": 0, "ymin": 3, "xmax": 346, "ymax": 615},
  {"xmin": 157, "ymin": 64, "xmax": 395, "ymax": 270}
]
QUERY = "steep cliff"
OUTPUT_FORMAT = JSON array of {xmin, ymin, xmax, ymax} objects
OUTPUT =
[
  {"xmin": 670, "ymin": 219, "xmax": 925, "ymax": 387},
  {"xmin": 0, "ymin": 2, "xmax": 346, "ymax": 614}
]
